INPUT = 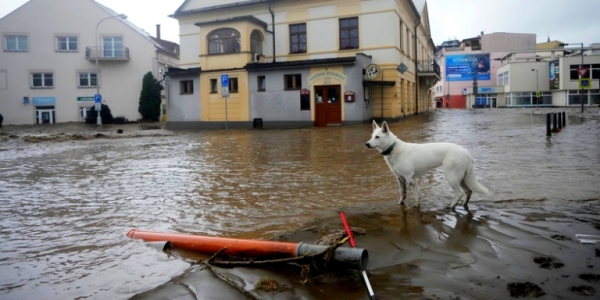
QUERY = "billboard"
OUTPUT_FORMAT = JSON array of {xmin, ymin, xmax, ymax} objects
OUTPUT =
[
  {"xmin": 549, "ymin": 60, "xmax": 560, "ymax": 90},
  {"xmin": 446, "ymin": 54, "xmax": 490, "ymax": 81}
]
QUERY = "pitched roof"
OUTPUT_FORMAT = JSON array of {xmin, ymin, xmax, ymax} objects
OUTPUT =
[{"xmin": 92, "ymin": 0, "xmax": 179, "ymax": 58}]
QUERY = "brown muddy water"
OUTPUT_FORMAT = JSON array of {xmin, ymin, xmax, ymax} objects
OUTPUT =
[{"xmin": 1, "ymin": 109, "xmax": 599, "ymax": 300}]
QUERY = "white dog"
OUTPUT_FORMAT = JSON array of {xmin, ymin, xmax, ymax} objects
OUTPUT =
[{"xmin": 365, "ymin": 120, "xmax": 488, "ymax": 208}]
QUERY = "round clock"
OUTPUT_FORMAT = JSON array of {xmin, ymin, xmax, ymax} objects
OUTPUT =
[{"xmin": 365, "ymin": 64, "xmax": 381, "ymax": 79}]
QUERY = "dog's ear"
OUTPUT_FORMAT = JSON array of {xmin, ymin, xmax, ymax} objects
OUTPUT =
[
  {"xmin": 382, "ymin": 121, "xmax": 389, "ymax": 133},
  {"xmin": 372, "ymin": 120, "xmax": 379, "ymax": 131}
]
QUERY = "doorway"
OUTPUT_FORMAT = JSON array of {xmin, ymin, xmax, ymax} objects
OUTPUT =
[
  {"xmin": 35, "ymin": 106, "xmax": 56, "ymax": 124},
  {"xmin": 314, "ymin": 85, "xmax": 341, "ymax": 127}
]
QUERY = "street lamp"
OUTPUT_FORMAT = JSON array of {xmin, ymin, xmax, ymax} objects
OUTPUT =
[
  {"xmin": 95, "ymin": 13, "xmax": 127, "ymax": 125},
  {"xmin": 559, "ymin": 42, "xmax": 584, "ymax": 112},
  {"xmin": 531, "ymin": 69, "xmax": 539, "ymax": 107}
]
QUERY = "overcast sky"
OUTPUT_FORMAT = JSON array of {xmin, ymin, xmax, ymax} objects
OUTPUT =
[{"xmin": 1, "ymin": 0, "xmax": 599, "ymax": 48}]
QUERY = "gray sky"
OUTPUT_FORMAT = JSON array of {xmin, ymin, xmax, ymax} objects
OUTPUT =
[
  {"xmin": 427, "ymin": 0, "xmax": 600, "ymax": 47},
  {"xmin": 1, "ymin": 0, "xmax": 599, "ymax": 48}
]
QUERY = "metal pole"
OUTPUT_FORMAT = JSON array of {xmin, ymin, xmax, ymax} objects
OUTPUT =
[
  {"xmin": 225, "ymin": 97, "xmax": 228, "ymax": 130},
  {"xmin": 536, "ymin": 70, "xmax": 539, "ymax": 108},
  {"xmin": 562, "ymin": 111, "xmax": 566, "ymax": 127},
  {"xmin": 546, "ymin": 113, "xmax": 551, "ymax": 137},
  {"xmin": 580, "ymin": 43, "xmax": 584, "ymax": 113},
  {"xmin": 95, "ymin": 14, "xmax": 127, "ymax": 126},
  {"xmin": 339, "ymin": 211, "xmax": 375, "ymax": 300}
]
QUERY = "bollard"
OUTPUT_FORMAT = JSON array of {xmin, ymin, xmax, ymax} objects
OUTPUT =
[
  {"xmin": 558, "ymin": 113, "xmax": 562, "ymax": 129},
  {"xmin": 552, "ymin": 113, "xmax": 559, "ymax": 132},
  {"xmin": 562, "ymin": 111, "xmax": 566, "ymax": 127},
  {"xmin": 546, "ymin": 113, "xmax": 551, "ymax": 137}
]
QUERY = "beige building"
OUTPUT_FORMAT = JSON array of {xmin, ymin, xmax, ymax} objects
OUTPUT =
[
  {"xmin": 167, "ymin": 0, "xmax": 439, "ymax": 129},
  {"xmin": 0, "ymin": 0, "xmax": 179, "ymax": 125}
]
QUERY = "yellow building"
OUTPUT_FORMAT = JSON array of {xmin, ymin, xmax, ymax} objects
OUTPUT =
[{"xmin": 167, "ymin": 0, "xmax": 439, "ymax": 129}]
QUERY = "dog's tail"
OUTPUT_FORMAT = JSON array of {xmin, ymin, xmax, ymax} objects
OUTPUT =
[{"xmin": 465, "ymin": 159, "xmax": 489, "ymax": 195}]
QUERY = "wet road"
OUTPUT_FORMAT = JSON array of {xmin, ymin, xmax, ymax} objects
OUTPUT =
[{"xmin": 0, "ymin": 109, "xmax": 599, "ymax": 299}]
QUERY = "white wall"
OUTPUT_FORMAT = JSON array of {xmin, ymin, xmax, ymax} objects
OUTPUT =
[{"xmin": 0, "ymin": 0, "xmax": 162, "ymax": 125}]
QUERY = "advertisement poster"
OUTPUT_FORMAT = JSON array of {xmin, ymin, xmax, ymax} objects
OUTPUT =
[
  {"xmin": 445, "ymin": 54, "xmax": 490, "ymax": 81},
  {"xmin": 549, "ymin": 60, "xmax": 560, "ymax": 90}
]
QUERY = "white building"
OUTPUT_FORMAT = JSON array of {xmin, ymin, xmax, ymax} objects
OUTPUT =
[
  {"xmin": 433, "ymin": 32, "xmax": 537, "ymax": 108},
  {"xmin": 0, "ymin": 0, "xmax": 179, "ymax": 125},
  {"xmin": 493, "ymin": 45, "xmax": 600, "ymax": 108}
]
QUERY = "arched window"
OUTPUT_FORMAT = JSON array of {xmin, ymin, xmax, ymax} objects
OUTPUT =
[
  {"xmin": 250, "ymin": 30, "xmax": 263, "ymax": 55},
  {"xmin": 208, "ymin": 28, "xmax": 240, "ymax": 54}
]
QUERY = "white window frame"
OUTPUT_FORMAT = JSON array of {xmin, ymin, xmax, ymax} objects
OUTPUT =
[
  {"xmin": 102, "ymin": 36, "xmax": 123, "ymax": 57},
  {"xmin": 31, "ymin": 72, "xmax": 54, "ymax": 88},
  {"xmin": 4, "ymin": 35, "xmax": 28, "ymax": 52},
  {"xmin": 57, "ymin": 36, "xmax": 78, "ymax": 52},
  {"xmin": 78, "ymin": 72, "xmax": 97, "ymax": 87}
]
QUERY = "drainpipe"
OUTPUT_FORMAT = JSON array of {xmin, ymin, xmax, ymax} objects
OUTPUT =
[
  {"xmin": 268, "ymin": 1, "xmax": 276, "ymax": 63},
  {"xmin": 414, "ymin": 20, "xmax": 420, "ymax": 114}
]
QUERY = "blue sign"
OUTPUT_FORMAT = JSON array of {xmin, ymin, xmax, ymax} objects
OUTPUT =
[
  {"xmin": 396, "ymin": 63, "xmax": 409, "ymax": 74},
  {"xmin": 446, "ymin": 54, "xmax": 491, "ymax": 82},
  {"xmin": 478, "ymin": 87, "xmax": 495, "ymax": 93},
  {"xmin": 221, "ymin": 74, "xmax": 229, "ymax": 87},
  {"xmin": 94, "ymin": 94, "xmax": 102, "ymax": 103},
  {"xmin": 32, "ymin": 97, "xmax": 56, "ymax": 106},
  {"xmin": 221, "ymin": 74, "xmax": 229, "ymax": 97}
]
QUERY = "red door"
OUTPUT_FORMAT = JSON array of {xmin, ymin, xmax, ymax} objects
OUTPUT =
[{"xmin": 314, "ymin": 85, "xmax": 341, "ymax": 127}]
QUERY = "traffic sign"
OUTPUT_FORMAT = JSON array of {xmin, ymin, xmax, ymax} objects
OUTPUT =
[
  {"xmin": 221, "ymin": 74, "xmax": 229, "ymax": 98},
  {"xmin": 577, "ymin": 68, "xmax": 589, "ymax": 77},
  {"xmin": 579, "ymin": 78, "xmax": 591, "ymax": 89},
  {"xmin": 535, "ymin": 90, "xmax": 541, "ymax": 98},
  {"xmin": 94, "ymin": 94, "xmax": 102, "ymax": 103}
]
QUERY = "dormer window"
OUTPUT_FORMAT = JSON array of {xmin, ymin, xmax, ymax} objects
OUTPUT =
[{"xmin": 208, "ymin": 28, "xmax": 240, "ymax": 54}]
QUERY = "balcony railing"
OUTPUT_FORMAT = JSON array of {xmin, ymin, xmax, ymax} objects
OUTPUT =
[
  {"xmin": 417, "ymin": 59, "xmax": 441, "ymax": 78},
  {"xmin": 85, "ymin": 46, "xmax": 130, "ymax": 60}
]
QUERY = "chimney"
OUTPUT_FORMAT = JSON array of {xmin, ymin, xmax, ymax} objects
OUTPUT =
[{"xmin": 156, "ymin": 24, "xmax": 161, "ymax": 39}]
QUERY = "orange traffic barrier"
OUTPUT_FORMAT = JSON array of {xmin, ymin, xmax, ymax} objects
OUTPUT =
[{"xmin": 127, "ymin": 229, "xmax": 368, "ymax": 270}]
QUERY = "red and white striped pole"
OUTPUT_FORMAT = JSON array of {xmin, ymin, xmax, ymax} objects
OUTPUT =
[{"xmin": 339, "ymin": 210, "xmax": 376, "ymax": 300}]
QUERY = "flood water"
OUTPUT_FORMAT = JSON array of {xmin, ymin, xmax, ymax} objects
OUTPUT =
[{"xmin": 1, "ymin": 109, "xmax": 599, "ymax": 299}]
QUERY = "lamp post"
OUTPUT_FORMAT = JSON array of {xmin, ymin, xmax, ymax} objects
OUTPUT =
[
  {"xmin": 531, "ymin": 69, "xmax": 539, "ymax": 107},
  {"xmin": 559, "ymin": 42, "xmax": 584, "ymax": 112},
  {"xmin": 95, "ymin": 13, "xmax": 127, "ymax": 125}
]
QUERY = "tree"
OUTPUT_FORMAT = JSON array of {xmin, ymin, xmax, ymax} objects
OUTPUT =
[
  {"xmin": 138, "ymin": 71, "xmax": 163, "ymax": 122},
  {"xmin": 85, "ymin": 104, "xmax": 114, "ymax": 124}
]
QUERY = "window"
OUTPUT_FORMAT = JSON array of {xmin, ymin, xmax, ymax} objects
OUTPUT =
[
  {"xmin": 406, "ymin": 28, "xmax": 411, "ymax": 57},
  {"xmin": 210, "ymin": 79, "xmax": 217, "ymax": 94},
  {"xmin": 568, "ymin": 89, "xmax": 600, "ymax": 106},
  {"xmin": 339, "ymin": 17, "xmax": 358, "ymax": 49},
  {"xmin": 284, "ymin": 74, "xmax": 301, "ymax": 90},
  {"xmin": 229, "ymin": 78, "xmax": 238, "ymax": 93},
  {"xmin": 79, "ymin": 73, "xmax": 97, "ymax": 87},
  {"xmin": 570, "ymin": 64, "xmax": 600, "ymax": 80},
  {"xmin": 399, "ymin": 21, "xmax": 403, "ymax": 52},
  {"xmin": 180, "ymin": 80, "xmax": 193, "ymax": 94},
  {"xmin": 251, "ymin": 30, "xmax": 263, "ymax": 55},
  {"xmin": 5, "ymin": 35, "xmax": 28, "ymax": 51},
  {"xmin": 289, "ymin": 23, "xmax": 306, "ymax": 54},
  {"xmin": 103, "ymin": 37, "xmax": 123, "ymax": 57},
  {"xmin": 498, "ymin": 72, "xmax": 504, "ymax": 86},
  {"xmin": 57, "ymin": 36, "xmax": 77, "ymax": 51},
  {"xmin": 208, "ymin": 28, "xmax": 240, "ymax": 54},
  {"xmin": 504, "ymin": 71, "xmax": 509, "ymax": 85},
  {"xmin": 257, "ymin": 76, "xmax": 266, "ymax": 91},
  {"xmin": 32, "ymin": 73, "xmax": 53, "ymax": 88}
]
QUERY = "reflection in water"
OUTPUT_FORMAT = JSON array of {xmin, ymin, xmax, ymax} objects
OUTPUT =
[{"xmin": 0, "ymin": 109, "xmax": 598, "ymax": 299}]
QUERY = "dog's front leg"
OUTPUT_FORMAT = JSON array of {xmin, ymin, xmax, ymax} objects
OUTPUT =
[
  {"xmin": 408, "ymin": 176, "xmax": 421, "ymax": 207},
  {"xmin": 397, "ymin": 176, "xmax": 407, "ymax": 205}
]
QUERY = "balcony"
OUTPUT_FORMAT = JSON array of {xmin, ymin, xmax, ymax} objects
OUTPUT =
[
  {"xmin": 85, "ymin": 46, "xmax": 130, "ymax": 61},
  {"xmin": 418, "ymin": 59, "xmax": 441, "ymax": 87}
]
